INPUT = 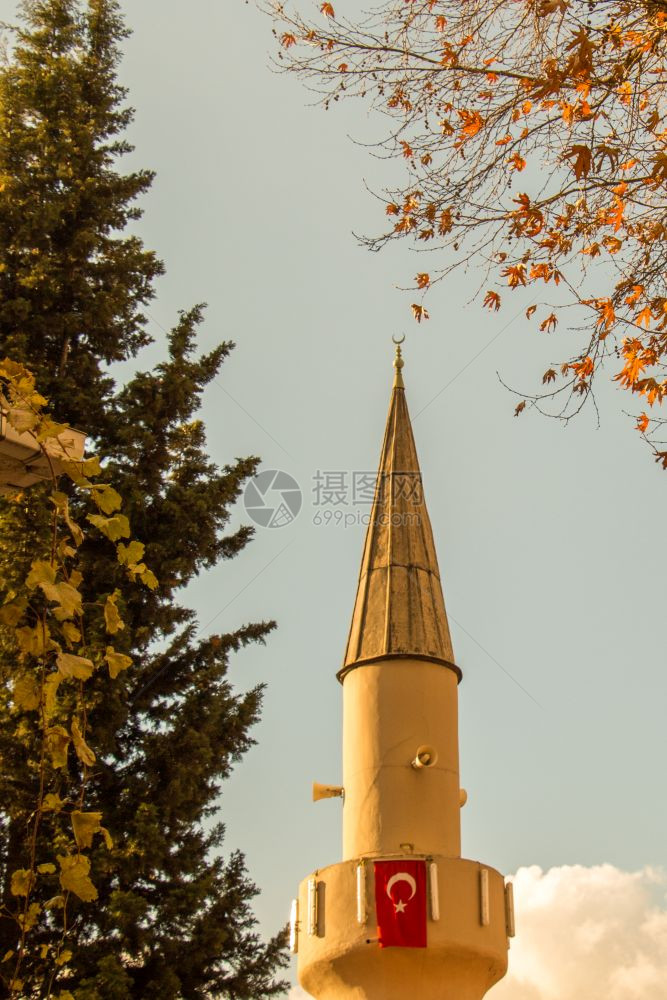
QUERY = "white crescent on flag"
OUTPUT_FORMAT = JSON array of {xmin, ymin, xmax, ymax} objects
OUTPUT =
[{"xmin": 386, "ymin": 872, "xmax": 417, "ymax": 913}]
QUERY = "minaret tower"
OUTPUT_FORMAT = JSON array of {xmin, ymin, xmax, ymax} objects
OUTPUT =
[{"xmin": 292, "ymin": 345, "xmax": 514, "ymax": 1000}]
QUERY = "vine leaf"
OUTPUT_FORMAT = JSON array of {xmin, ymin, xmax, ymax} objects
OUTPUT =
[
  {"xmin": 57, "ymin": 855, "xmax": 97, "ymax": 903},
  {"xmin": 56, "ymin": 652, "xmax": 94, "ymax": 681},
  {"xmin": 105, "ymin": 647, "xmax": 132, "ymax": 679},
  {"xmin": 45, "ymin": 726, "xmax": 71, "ymax": 769},
  {"xmin": 71, "ymin": 718, "xmax": 95, "ymax": 766},
  {"xmin": 104, "ymin": 592, "xmax": 125, "ymax": 634},
  {"xmin": 10, "ymin": 870, "xmax": 35, "ymax": 897}
]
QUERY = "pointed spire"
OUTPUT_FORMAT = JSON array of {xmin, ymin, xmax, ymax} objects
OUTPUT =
[{"xmin": 340, "ymin": 345, "xmax": 459, "ymax": 681}]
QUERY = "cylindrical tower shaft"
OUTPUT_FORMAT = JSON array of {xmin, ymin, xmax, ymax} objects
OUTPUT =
[{"xmin": 342, "ymin": 658, "xmax": 461, "ymax": 859}]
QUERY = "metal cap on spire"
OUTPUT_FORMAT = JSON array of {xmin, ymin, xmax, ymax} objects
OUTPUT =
[{"xmin": 339, "ymin": 341, "xmax": 459, "ymax": 682}]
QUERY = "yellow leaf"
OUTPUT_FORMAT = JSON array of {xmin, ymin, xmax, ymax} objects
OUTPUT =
[
  {"xmin": 43, "ymin": 672, "xmax": 61, "ymax": 719},
  {"xmin": 44, "ymin": 895, "xmax": 65, "ymax": 910},
  {"xmin": 42, "ymin": 793, "xmax": 64, "ymax": 813},
  {"xmin": 57, "ymin": 854, "xmax": 97, "ymax": 903},
  {"xmin": 138, "ymin": 567, "xmax": 158, "ymax": 590},
  {"xmin": 41, "ymin": 580, "xmax": 82, "ymax": 620},
  {"xmin": 26, "ymin": 560, "xmax": 56, "ymax": 590},
  {"xmin": 45, "ymin": 726, "xmax": 70, "ymax": 769},
  {"xmin": 104, "ymin": 592, "xmax": 125, "ymax": 634},
  {"xmin": 18, "ymin": 902, "xmax": 40, "ymax": 931},
  {"xmin": 91, "ymin": 484, "xmax": 122, "ymax": 515},
  {"xmin": 117, "ymin": 540, "xmax": 145, "ymax": 568},
  {"xmin": 71, "ymin": 811, "xmax": 103, "ymax": 849},
  {"xmin": 87, "ymin": 513, "xmax": 130, "ymax": 541},
  {"xmin": 55, "ymin": 949, "xmax": 72, "ymax": 967},
  {"xmin": 61, "ymin": 621, "xmax": 81, "ymax": 647},
  {"xmin": 51, "ymin": 492, "xmax": 84, "ymax": 546},
  {"xmin": 10, "ymin": 869, "xmax": 34, "ymax": 897},
  {"xmin": 56, "ymin": 652, "xmax": 94, "ymax": 681},
  {"xmin": 105, "ymin": 647, "xmax": 132, "ymax": 679},
  {"xmin": 13, "ymin": 675, "xmax": 40, "ymax": 711},
  {"xmin": 71, "ymin": 718, "xmax": 95, "ymax": 767},
  {"xmin": 15, "ymin": 622, "xmax": 51, "ymax": 657},
  {"xmin": 1, "ymin": 950, "xmax": 13, "ymax": 962},
  {"xmin": 37, "ymin": 863, "xmax": 56, "ymax": 875},
  {"xmin": 0, "ymin": 597, "xmax": 27, "ymax": 625},
  {"xmin": 7, "ymin": 407, "xmax": 39, "ymax": 433}
]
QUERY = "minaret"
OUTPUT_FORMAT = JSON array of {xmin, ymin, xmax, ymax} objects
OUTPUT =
[{"xmin": 293, "ymin": 345, "xmax": 514, "ymax": 1000}]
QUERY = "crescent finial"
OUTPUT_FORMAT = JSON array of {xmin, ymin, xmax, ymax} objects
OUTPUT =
[{"xmin": 392, "ymin": 335, "xmax": 405, "ymax": 388}]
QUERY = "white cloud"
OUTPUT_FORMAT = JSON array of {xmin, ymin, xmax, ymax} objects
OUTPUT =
[
  {"xmin": 491, "ymin": 864, "xmax": 667, "ymax": 1000},
  {"xmin": 288, "ymin": 865, "xmax": 667, "ymax": 1000}
]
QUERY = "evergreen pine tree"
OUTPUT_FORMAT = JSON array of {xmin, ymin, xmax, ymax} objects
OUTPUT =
[{"xmin": 0, "ymin": 2, "xmax": 288, "ymax": 996}]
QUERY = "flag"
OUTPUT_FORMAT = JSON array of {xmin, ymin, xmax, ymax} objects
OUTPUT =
[{"xmin": 374, "ymin": 859, "xmax": 427, "ymax": 948}]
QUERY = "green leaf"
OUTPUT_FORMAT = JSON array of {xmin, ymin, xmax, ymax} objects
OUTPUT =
[
  {"xmin": 105, "ymin": 647, "xmax": 132, "ymax": 679},
  {"xmin": 87, "ymin": 512, "xmax": 130, "ymax": 541},
  {"xmin": 71, "ymin": 717, "xmax": 95, "ymax": 766},
  {"xmin": 56, "ymin": 651, "xmax": 94, "ymax": 681},
  {"xmin": 57, "ymin": 854, "xmax": 97, "ymax": 902}
]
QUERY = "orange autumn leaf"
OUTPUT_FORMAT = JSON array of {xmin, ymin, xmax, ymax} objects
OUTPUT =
[
  {"xmin": 386, "ymin": 203, "xmax": 400, "ymax": 216},
  {"xmin": 635, "ymin": 306, "xmax": 653, "ymax": 328},
  {"xmin": 636, "ymin": 412, "xmax": 649, "ymax": 433},
  {"xmin": 281, "ymin": 32, "xmax": 297, "ymax": 48},
  {"xmin": 320, "ymin": 2, "xmax": 335, "ymax": 16},
  {"xmin": 438, "ymin": 209, "xmax": 453, "ymax": 234},
  {"xmin": 563, "ymin": 144, "xmax": 592, "ymax": 179},
  {"xmin": 514, "ymin": 400, "xmax": 526, "ymax": 417},
  {"xmin": 542, "ymin": 369, "xmax": 557, "ymax": 384},
  {"xmin": 457, "ymin": 109, "xmax": 484, "ymax": 140},
  {"xmin": 526, "ymin": 304, "xmax": 538, "ymax": 319},
  {"xmin": 508, "ymin": 153, "xmax": 526, "ymax": 171},
  {"xmin": 416, "ymin": 273, "xmax": 430, "ymax": 289},
  {"xmin": 435, "ymin": 15, "xmax": 447, "ymax": 31},
  {"xmin": 411, "ymin": 303, "xmax": 430, "ymax": 323},
  {"xmin": 495, "ymin": 134, "xmax": 513, "ymax": 146},
  {"xmin": 502, "ymin": 263, "xmax": 527, "ymax": 287},
  {"xmin": 625, "ymin": 284, "xmax": 644, "ymax": 305},
  {"xmin": 540, "ymin": 313, "xmax": 558, "ymax": 332},
  {"xmin": 401, "ymin": 141, "xmax": 414, "ymax": 159},
  {"xmin": 570, "ymin": 356, "xmax": 594, "ymax": 380},
  {"xmin": 484, "ymin": 290, "xmax": 501, "ymax": 311}
]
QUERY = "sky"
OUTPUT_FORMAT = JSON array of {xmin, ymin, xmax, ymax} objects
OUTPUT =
[{"xmin": 2, "ymin": 1, "xmax": 667, "ymax": 996}]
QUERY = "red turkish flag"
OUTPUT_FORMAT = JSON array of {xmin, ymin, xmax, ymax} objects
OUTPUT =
[{"xmin": 374, "ymin": 860, "xmax": 427, "ymax": 948}]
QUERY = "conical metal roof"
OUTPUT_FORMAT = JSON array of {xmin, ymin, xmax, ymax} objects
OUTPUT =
[{"xmin": 339, "ymin": 348, "xmax": 459, "ymax": 681}]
